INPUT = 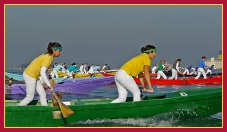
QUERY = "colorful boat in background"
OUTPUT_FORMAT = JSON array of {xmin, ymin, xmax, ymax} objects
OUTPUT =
[
  {"xmin": 5, "ymin": 76, "xmax": 115, "ymax": 95},
  {"xmin": 101, "ymin": 71, "xmax": 222, "ymax": 86},
  {"xmin": 6, "ymin": 72, "xmax": 222, "ymax": 86},
  {"xmin": 57, "ymin": 72, "xmax": 103, "ymax": 78},
  {"xmin": 5, "ymin": 87, "xmax": 222, "ymax": 127},
  {"xmin": 5, "ymin": 72, "xmax": 104, "ymax": 84},
  {"xmin": 134, "ymin": 75, "xmax": 222, "ymax": 85},
  {"xmin": 102, "ymin": 72, "xmax": 116, "ymax": 77},
  {"xmin": 102, "ymin": 71, "xmax": 222, "ymax": 78}
]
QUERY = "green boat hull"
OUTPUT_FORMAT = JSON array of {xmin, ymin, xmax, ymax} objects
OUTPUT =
[{"xmin": 5, "ymin": 87, "xmax": 222, "ymax": 127}]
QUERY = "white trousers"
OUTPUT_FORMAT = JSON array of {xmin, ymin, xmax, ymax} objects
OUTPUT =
[
  {"xmin": 52, "ymin": 70, "xmax": 59, "ymax": 78},
  {"xmin": 195, "ymin": 68, "xmax": 207, "ymax": 79},
  {"xmin": 156, "ymin": 71, "xmax": 167, "ymax": 79},
  {"xmin": 169, "ymin": 69, "xmax": 178, "ymax": 80},
  {"xmin": 66, "ymin": 70, "xmax": 74, "ymax": 78},
  {"xmin": 19, "ymin": 72, "xmax": 48, "ymax": 106},
  {"xmin": 183, "ymin": 69, "xmax": 189, "ymax": 75},
  {"xmin": 206, "ymin": 69, "xmax": 212, "ymax": 75},
  {"xmin": 111, "ymin": 70, "xmax": 141, "ymax": 103},
  {"xmin": 189, "ymin": 68, "xmax": 196, "ymax": 75}
]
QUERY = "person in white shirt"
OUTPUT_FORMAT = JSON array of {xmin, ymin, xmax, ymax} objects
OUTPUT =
[
  {"xmin": 168, "ymin": 59, "xmax": 181, "ymax": 80},
  {"xmin": 79, "ymin": 63, "xmax": 85, "ymax": 74},
  {"xmin": 88, "ymin": 64, "xmax": 95, "ymax": 77},
  {"xmin": 151, "ymin": 64, "xmax": 157, "ymax": 74},
  {"xmin": 101, "ymin": 64, "xmax": 110, "ymax": 73},
  {"xmin": 195, "ymin": 56, "xmax": 207, "ymax": 79},
  {"xmin": 52, "ymin": 62, "xmax": 65, "ymax": 78},
  {"xmin": 83, "ymin": 63, "xmax": 87, "ymax": 74},
  {"xmin": 156, "ymin": 60, "xmax": 167, "ymax": 79},
  {"xmin": 182, "ymin": 65, "xmax": 192, "ymax": 75},
  {"xmin": 206, "ymin": 65, "xmax": 215, "ymax": 75}
]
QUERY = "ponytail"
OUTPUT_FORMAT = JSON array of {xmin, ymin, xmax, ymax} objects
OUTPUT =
[{"xmin": 45, "ymin": 42, "xmax": 62, "ymax": 54}]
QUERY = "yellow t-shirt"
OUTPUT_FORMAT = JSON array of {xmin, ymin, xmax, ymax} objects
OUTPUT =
[
  {"xmin": 121, "ymin": 53, "xmax": 151, "ymax": 77},
  {"xmin": 24, "ymin": 53, "xmax": 54, "ymax": 79}
]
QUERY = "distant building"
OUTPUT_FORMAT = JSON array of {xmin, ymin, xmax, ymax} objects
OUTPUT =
[{"xmin": 206, "ymin": 50, "xmax": 222, "ymax": 69}]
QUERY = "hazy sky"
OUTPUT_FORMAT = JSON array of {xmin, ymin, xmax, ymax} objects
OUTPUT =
[{"xmin": 5, "ymin": 5, "xmax": 222, "ymax": 69}]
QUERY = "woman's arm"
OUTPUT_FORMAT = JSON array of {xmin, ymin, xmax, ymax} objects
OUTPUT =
[
  {"xmin": 40, "ymin": 66, "xmax": 53, "ymax": 91},
  {"xmin": 176, "ymin": 63, "xmax": 180, "ymax": 72},
  {"xmin": 144, "ymin": 65, "xmax": 153, "ymax": 90},
  {"xmin": 138, "ymin": 73, "xmax": 146, "ymax": 91}
]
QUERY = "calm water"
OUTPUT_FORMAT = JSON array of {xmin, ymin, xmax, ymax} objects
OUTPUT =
[{"xmin": 5, "ymin": 70, "xmax": 222, "ymax": 127}]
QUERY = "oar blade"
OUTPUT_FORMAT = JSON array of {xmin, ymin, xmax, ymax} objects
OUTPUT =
[
  {"xmin": 53, "ymin": 92, "xmax": 74, "ymax": 118},
  {"xmin": 58, "ymin": 101, "xmax": 74, "ymax": 118}
]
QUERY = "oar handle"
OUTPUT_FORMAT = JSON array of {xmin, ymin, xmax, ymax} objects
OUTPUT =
[{"xmin": 52, "ymin": 92, "xmax": 59, "ymax": 101}]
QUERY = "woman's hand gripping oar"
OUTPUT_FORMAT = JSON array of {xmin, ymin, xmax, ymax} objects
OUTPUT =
[{"xmin": 50, "ymin": 86, "xmax": 74, "ymax": 118}]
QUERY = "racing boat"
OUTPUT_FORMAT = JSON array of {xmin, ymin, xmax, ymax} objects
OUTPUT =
[
  {"xmin": 5, "ymin": 87, "xmax": 222, "ymax": 127},
  {"xmin": 134, "ymin": 75, "xmax": 222, "ymax": 85}
]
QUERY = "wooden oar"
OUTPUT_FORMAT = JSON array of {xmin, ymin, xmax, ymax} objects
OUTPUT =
[
  {"xmin": 179, "ymin": 72, "xmax": 194, "ymax": 85},
  {"xmin": 52, "ymin": 91, "xmax": 74, "ymax": 118}
]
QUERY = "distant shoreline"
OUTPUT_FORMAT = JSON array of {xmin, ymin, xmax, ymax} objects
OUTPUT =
[{"xmin": 5, "ymin": 68, "xmax": 25, "ymax": 70}]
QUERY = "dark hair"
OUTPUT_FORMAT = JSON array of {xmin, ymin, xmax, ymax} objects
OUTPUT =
[
  {"xmin": 141, "ymin": 45, "xmax": 156, "ymax": 53},
  {"xmin": 45, "ymin": 42, "xmax": 62, "ymax": 54},
  {"xmin": 177, "ymin": 59, "xmax": 181, "ymax": 61},
  {"xmin": 161, "ymin": 59, "xmax": 165, "ymax": 62},
  {"xmin": 202, "ymin": 56, "xmax": 206, "ymax": 59}
]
